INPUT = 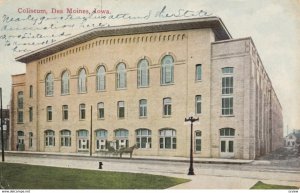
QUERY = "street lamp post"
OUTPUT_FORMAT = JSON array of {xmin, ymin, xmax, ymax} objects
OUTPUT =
[
  {"xmin": 185, "ymin": 114, "xmax": 199, "ymax": 175},
  {"xmin": 0, "ymin": 87, "xmax": 4, "ymax": 162}
]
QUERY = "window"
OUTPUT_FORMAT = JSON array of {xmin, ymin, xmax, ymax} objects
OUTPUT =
[
  {"xmin": 17, "ymin": 131, "xmax": 24, "ymax": 146},
  {"xmin": 29, "ymin": 85, "xmax": 33, "ymax": 98},
  {"xmin": 78, "ymin": 68, "xmax": 87, "ymax": 93},
  {"xmin": 61, "ymin": 130, "xmax": 71, "ymax": 147},
  {"xmin": 163, "ymin": 97, "xmax": 172, "ymax": 116},
  {"xmin": 139, "ymin": 99, "xmax": 147, "ymax": 117},
  {"xmin": 195, "ymin": 95, "xmax": 202, "ymax": 114},
  {"xmin": 222, "ymin": 97, "xmax": 233, "ymax": 115},
  {"xmin": 117, "ymin": 101, "xmax": 125, "ymax": 118},
  {"xmin": 17, "ymin": 91, "xmax": 24, "ymax": 123},
  {"xmin": 79, "ymin": 104, "xmax": 86, "ymax": 120},
  {"xmin": 96, "ymin": 129, "xmax": 107, "ymax": 150},
  {"xmin": 29, "ymin": 132, "xmax": 33, "ymax": 148},
  {"xmin": 159, "ymin": 129, "xmax": 176, "ymax": 149},
  {"xmin": 195, "ymin": 130, "xmax": 201, "ymax": 152},
  {"xmin": 220, "ymin": 128, "xmax": 235, "ymax": 136},
  {"xmin": 97, "ymin": 102, "xmax": 104, "ymax": 119},
  {"xmin": 114, "ymin": 129, "xmax": 129, "ymax": 150},
  {"xmin": 116, "ymin": 63, "xmax": 126, "ymax": 89},
  {"xmin": 221, "ymin": 67, "xmax": 234, "ymax": 115},
  {"xmin": 47, "ymin": 106, "xmax": 52, "ymax": 121},
  {"xmin": 45, "ymin": 130, "xmax": 55, "ymax": 146},
  {"xmin": 196, "ymin": 64, "xmax": 202, "ymax": 81},
  {"xmin": 161, "ymin": 55, "xmax": 174, "ymax": 84},
  {"xmin": 138, "ymin": 59, "xmax": 149, "ymax": 87},
  {"xmin": 45, "ymin": 73, "xmax": 54, "ymax": 96},
  {"xmin": 136, "ymin": 129, "xmax": 151, "ymax": 149},
  {"xmin": 96, "ymin": 65, "xmax": 106, "ymax": 91},
  {"xmin": 61, "ymin": 70, "xmax": 70, "ymax": 95},
  {"xmin": 77, "ymin": 130, "xmax": 89, "ymax": 150},
  {"xmin": 29, "ymin": 107, "xmax": 33, "ymax": 122},
  {"xmin": 62, "ymin": 105, "xmax": 68, "ymax": 120}
]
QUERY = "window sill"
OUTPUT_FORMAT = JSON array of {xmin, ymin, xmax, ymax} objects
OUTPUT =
[
  {"xmin": 61, "ymin": 93, "xmax": 70, "ymax": 96},
  {"xmin": 159, "ymin": 148, "xmax": 176, "ymax": 151},
  {"xmin": 220, "ymin": 115, "xmax": 235, "ymax": 117},
  {"xmin": 17, "ymin": 122, "xmax": 24, "ymax": 124},
  {"xmin": 139, "ymin": 116, "xmax": 147, "ymax": 119},
  {"xmin": 116, "ymin": 88, "xmax": 127, "ymax": 91},
  {"xmin": 78, "ymin": 92, "xmax": 87, "ymax": 94},
  {"xmin": 160, "ymin": 83, "xmax": 174, "ymax": 86},
  {"xmin": 47, "ymin": 120, "xmax": 53, "ymax": 122},
  {"xmin": 45, "ymin": 95, "xmax": 54, "ymax": 97},
  {"xmin": 97, "ymin": 118, "xmax": 105, "ymax": 120},
  {"xmin": 118, "ymin": 117, "xmax": 125, "ymax": 120},
  {"xmin": 138, "ymin": 86, "xmax": 149, "ymax": 89},
  {"xmin": 195, "ymin": 80, "xmax": 202, "ymax": 83},
  {"xmin": 79, "ymin": 119, "xmax": 86, "ymax": 121},
  {"xmin": 97, "ymin": 90, "xmax": 106, "ymax": 93},
  {"xmin": 162, "ymin": 115, "xmax": 172, "ymax": 118}
]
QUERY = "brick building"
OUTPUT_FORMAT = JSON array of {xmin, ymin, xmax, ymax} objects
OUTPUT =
[{"xmin": 10, "ymin": 17, "xmax": 283, "ymax": 159}]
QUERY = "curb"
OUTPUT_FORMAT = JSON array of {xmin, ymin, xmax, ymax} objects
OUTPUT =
[{"xmin": 5, "ymin": 151, "xmax": 253, "ymax": 164}]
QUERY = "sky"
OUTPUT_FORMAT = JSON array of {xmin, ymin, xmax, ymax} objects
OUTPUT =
[{"xmin": 0, "ymin": 0, "xmax": 299, "ymax": 135}]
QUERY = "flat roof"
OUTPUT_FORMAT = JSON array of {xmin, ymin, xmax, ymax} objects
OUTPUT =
[{"xmin": 15, "ymin": 17, "xmax": 231, "ymax": 63}]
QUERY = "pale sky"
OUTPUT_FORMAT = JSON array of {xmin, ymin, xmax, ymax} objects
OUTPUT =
[{"xmin": 0, "ymin": 0, "xmax": 299, "ymax": 136}]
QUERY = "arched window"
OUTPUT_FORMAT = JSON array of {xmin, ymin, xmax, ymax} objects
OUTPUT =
[
  {"xmin": 161, "ymin": 55, "xmax": 174, "ymax": 84},
  {"xmin": 96, "ymin": 65, "xmax": 106, "ymax": 91},
  {"xmin": 78, "ymin": 68, "xmax": 87, "ymax": 93},
  {"xmin": 61, "ymin": 70, "xmax": 70, "ymax": 95},
  {"xmin": 220, "ymin": 128, "xmax": 235, "ymax": 137},
  {"xmin": 60, "ymin": 130, "xmax": 71, "ymax": 147},
  {"xmin": 137, "ymin": 59, "xmax": 149, "ymax": 87},
  {"xmin": 114, "ymin": 129, "xmax": 129, "ymax": 149},
  {"xmin": 95, "ymin": 129, "xmax": 107, "ymax": 150},
  {"xmin": 45, "ymin": 130, "xmax": 55, "ymax": 147},
  {"xmin": 45, "ymin": 73, "xmax": 54, "ymax": 96},
  {"xmin": 116, "ymin": 63, "xmax": 126, "ymax": 89},
  {"xmin": 159, "ymin": 128, "xmax": 176, "ymax": 149},
  {"xmin": 136, "ymin": 128, "xmax": 151, "ymax": 149}
]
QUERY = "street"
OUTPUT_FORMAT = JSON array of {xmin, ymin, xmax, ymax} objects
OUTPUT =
[{"xmin": 3, "ymin": 150, "xmax": 300, "ymax": 189}]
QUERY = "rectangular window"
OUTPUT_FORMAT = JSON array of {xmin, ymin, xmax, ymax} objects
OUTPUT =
[
  {"xmin": 195, "ymin": 95, "xmax": 202, "ymax": 114},
  {"xmin": 17, "ymin": 110, "xmax": 23, "ymax": 123},
  {"xmin": 29, "ymin": 85, "xmax": 33, "ymax": 98},
  {"xmin": 79, "ymin": 104, "xmax": 86, "ymax": 120},
  {"xmin": 47, "ymin": 106, "xmax": 52, "ymax": 121},
  {"xmin": 221, "ymin": 67, "xmax": 234, "ymax": 115},
  {"xmin": 222, "ymin": 77, "xmax": 233, "ymax": 94},
  {"xmin": 62, "ymin": 105, "xmax": 68, "ymax": 120},
  {"xmin": 29, "ymin": 107, "xmax": 33, "ymax": 122},
  {"xmin": 163, "ymin": 98, "xmax": 172, "ymax": 116},
  {"xmin": 196, "ymin": 64, "xmax": 202, "ymax": 81},
  {"xmin": 195, "ymin": 139, "xmax": 201, "ymax": 152},
  {"xmin": 118, "ymin": 101, "xmax": 125, "ymax": 118},
  {"xmin": 98, "ymin": 102, "xmax": 105, "ymax": 119},
  {"xmin": 222, "ymin": 97, "xmax": 233, "ymax": 115},
  {"xmin": 139, "ymin": 99, "xmax": 147, "ymax": 117}
]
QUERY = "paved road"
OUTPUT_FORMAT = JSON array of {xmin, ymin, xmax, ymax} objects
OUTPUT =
[{"xmin": 3, "ymin": 153, "xmax": 300, "ymax": 189}]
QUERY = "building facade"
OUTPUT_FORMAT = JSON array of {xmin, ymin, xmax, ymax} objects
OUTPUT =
[{"xmin": 10, "ymin": 17, "xmax": 283, "ymax": 159}]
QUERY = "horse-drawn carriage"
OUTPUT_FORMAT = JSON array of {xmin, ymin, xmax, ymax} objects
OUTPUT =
[{"xmin": 98, "ymin": 141, "xmax": 138, "ymax": 158}]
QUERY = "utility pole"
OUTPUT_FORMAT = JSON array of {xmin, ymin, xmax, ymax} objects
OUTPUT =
[
  {"xmin": 90, "ymin": 105, "xmax": 92, "ymax": 157},
  {"xmin": 0, "ymin": 88, "xmax": 5, "ymax": 162}
]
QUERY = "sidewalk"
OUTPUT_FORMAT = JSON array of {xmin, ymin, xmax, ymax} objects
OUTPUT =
[{"xmin": 5, "ymin": 151, "xmax": 253, "ymax": 164}]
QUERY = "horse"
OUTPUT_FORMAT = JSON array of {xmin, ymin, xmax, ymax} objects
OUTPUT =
[{"xmin": 119, "ymin": 144, "xmax": 138, "ymax": 158}]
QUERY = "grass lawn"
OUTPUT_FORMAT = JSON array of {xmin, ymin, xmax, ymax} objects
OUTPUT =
[
  {"xmin": 251, "ymin": 181, "xmax": 299, "ymax": 189},
  {"xmin": 0, "ymin": 162, "xmax": 189, "ymax": 189}
]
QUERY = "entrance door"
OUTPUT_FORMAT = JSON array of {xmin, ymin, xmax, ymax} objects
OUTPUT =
[{"xmin": 220, "ymin": 138, "xmax": 234, "ymax": 158}]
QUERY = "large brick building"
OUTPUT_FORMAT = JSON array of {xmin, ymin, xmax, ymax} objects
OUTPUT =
[{"xmin": 10, "ymin": 17, "xmax": 283, "ymax": 159}]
